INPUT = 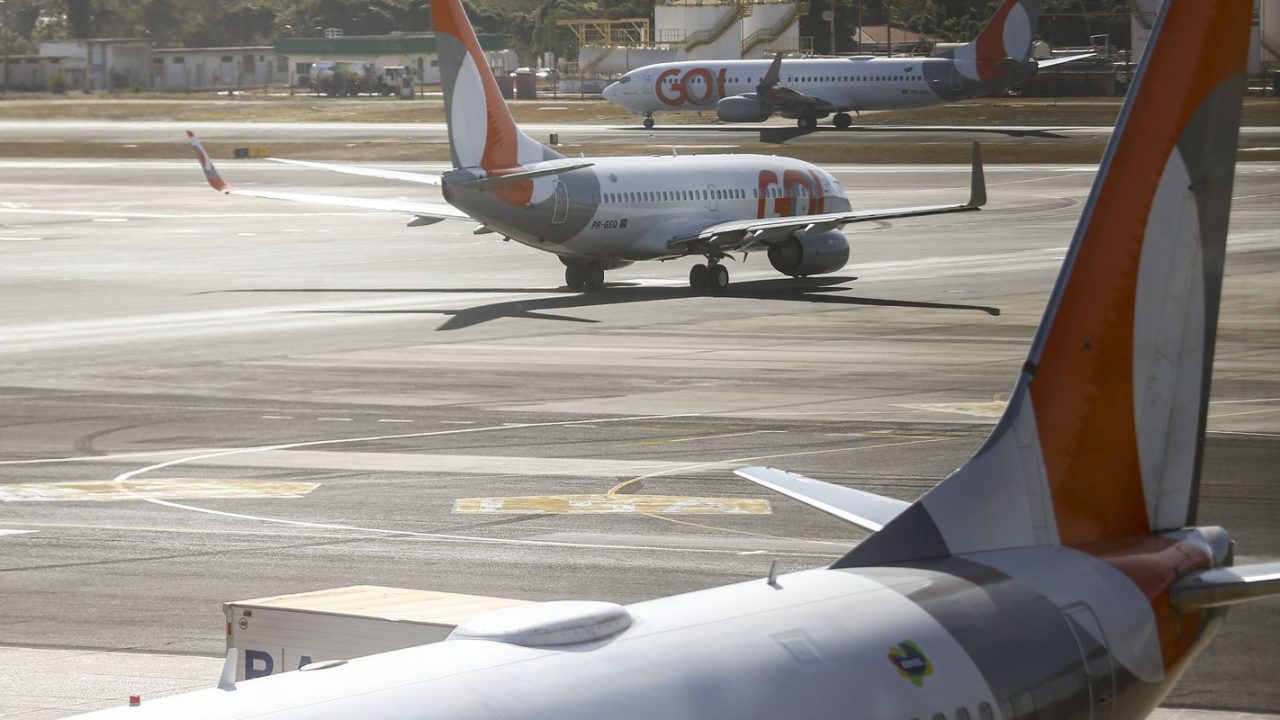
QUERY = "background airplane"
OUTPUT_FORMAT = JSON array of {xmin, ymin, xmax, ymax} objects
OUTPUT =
[
  {"xmin": 191, "ymin": 41, "xmax": 986, "ymax": 294},
  {"xmin": 603, "ymin": 0, "xmax": 1092, "ymax": 129},
  {"xmin": 99, "ymin": 1, "xmax": 1280, "ymax": 719}
]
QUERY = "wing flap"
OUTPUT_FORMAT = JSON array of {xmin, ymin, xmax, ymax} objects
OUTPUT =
[
  {"xmin": 1169, "ymin": 561, "xmax": 1280, "ymax": 611},
  {"xmin": 734, "ymin": 466, "xmax": 908, "ymax": 533}
]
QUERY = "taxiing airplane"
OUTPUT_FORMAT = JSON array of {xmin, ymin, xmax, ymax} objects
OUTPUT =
[
  {"xmin": 88, "ymin": 1, "xmax": 1277, "ymax": 719},
  {"xmin": 604, "ymin": 0, "xmax": 1092, "ymax": 129},
  {"xmin": 189, "ymin": 24, "xmax": 986, "ymax": 294}
]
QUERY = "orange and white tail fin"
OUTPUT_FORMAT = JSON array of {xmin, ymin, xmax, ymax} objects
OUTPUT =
[
  {"xmin": 840, "ymin": 0, "xmax": 1252, "ymax": 567},
  {"xmin": 430, "ymin": 0, "xmax": 562, "ymax": 171},
  {"xmin": 944, "ymin": 0, "xmax": 1041, "ymax": 82}
]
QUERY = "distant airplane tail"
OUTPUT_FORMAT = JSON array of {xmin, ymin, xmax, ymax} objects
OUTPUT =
[
  {"xmin": 841, "ymin": 0, "xmax": 1252, "ymax": 567},
  {"xmin": 429, "ymin": 0, "xmax": 563, "ymax": 172},
  {"xmin": 943, "ymin": 0, "xmax": 1042, "ymax": 82}
]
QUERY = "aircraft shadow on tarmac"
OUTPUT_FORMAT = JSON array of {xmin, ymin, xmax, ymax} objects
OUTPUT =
[
  {"xmin": 616, "ymin": 123, "xmax": 1073, "ymax": 143},
  {"xmin": 214, "ymin": 277, "xmax": 1000, "ymax": 331}
]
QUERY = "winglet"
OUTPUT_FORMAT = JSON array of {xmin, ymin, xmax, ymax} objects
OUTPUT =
[
  {"xmin": 217, "ymin": 648, "xmax": 236, "ymax": 691},
  {"xmin": 187, "ymin": 131, "xmax": 229, "ymax": 193},
  {"xmin": 967, "ymin": 142, "xmax": 987, "ymax": 208}
]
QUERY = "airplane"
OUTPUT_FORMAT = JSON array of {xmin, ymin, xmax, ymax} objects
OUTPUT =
[
  {"xmin": 75, "ymin": 1, "xmax": 1277, "ymax": 718},
  {"xmin": 189, "ymin": 38, "xmax": 987, "ymax": 296},
  {"xmin": 603, "ymin": 0, "xmax": 1093, "ymax": 129}
]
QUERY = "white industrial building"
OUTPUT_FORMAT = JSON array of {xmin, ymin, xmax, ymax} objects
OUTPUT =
[
  {"xmin": 579, "ymin": 0, "xmax": 806, "ymax": 75},
  {"xmin": 1133, "ymin": 0, "xmax": 1276, "ymax": 70},
  {"xmin": 151, "ymin": 47, "xmax": 288, "ymax": 91}
]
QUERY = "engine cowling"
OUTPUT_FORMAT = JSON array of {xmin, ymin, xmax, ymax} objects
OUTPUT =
[
  {"xmin": 767, "ymin": 231, "xmax": 850, "ymax": 277},
  {"xmin": 716, "ymin": 95, "xmax": 772, "ymax": 123}
]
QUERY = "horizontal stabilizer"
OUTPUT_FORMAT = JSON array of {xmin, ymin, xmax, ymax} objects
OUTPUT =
[
  {"xmin": 1169, "ymin": 561, "xmax": 1280, "ymax": 611},
  {"xmin": 459, "ymin": 162, "xmax": 594, "ymax": 190},
  {"xmin": 1035, "ymin": 52, "xmax": 1097, "ymax": 70},
  {"xmin": 734, "ymin": 466, "xmax": 908, "ymax": 533}
]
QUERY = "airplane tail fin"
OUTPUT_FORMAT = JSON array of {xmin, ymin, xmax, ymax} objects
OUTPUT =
[
  {"xmin": 839, "ymin": 0, "xmax": 1252, "ymax": 567},
  {"xmin": 943, "ymin": 0, "xmax": 1042, "ymax": 81},
  {"xmin": 429, "ymin": 0, "xmax": 563, "ymax": 171}
]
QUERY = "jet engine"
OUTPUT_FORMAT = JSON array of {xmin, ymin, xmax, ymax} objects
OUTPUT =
[
  {"xmin": 716, "ymin": 95, "xmax": 772, "ymax": 123},
  {"xmin": 767, "ymin": 231, "xmax": 850, "ymax": 277}
]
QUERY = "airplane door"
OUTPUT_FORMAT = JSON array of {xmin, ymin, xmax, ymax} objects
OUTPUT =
[
  {"xmin": 552, "ymin": 181, "xmax": 569, "ymax": 224},
  {"xmin": 950, "ymin": 65, "xmax": 964, "ymax": 91},
  {"xmin": 706, "ymin": 184, "xmax": 718, "ymax": 211},
  {"xmin": 1062, "ymin": 603, "xmax": 1115, "ymax": 720}
]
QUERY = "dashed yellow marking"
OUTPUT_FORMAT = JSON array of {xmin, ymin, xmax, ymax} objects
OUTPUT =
[
  {"xmin": 896, "ymin": 401, "xmax": 1008, "ymax": 418},
  {"xmin": 452, "ymin": 494, "xmax": 771, "ymax": 515},
  {"xmin": 0, "ymin": 479, "xmax": 320, "ymax": 502}
]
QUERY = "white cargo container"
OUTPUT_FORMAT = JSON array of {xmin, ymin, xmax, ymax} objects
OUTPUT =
[{"xmin": 224, "ymin": 585, "xmax": 530, "ymax": 681}]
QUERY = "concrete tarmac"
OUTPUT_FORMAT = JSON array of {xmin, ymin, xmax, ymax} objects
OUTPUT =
[
  {"xmin": 0, "ymin": 159, "xmax": 1276, "ymax": 717},
  {"xmin": 1, "ymin": 118, "xmax": 1278, "ymax": 148}
]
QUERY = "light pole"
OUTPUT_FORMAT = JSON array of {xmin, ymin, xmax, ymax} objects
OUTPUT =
[{"xmin": 1, "ymin": 0, "xmax": 9, "ymax": 96}]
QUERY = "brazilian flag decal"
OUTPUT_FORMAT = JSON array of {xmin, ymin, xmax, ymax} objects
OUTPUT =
[{"xmin": 887, "ymin": 640, "xmax": 934, "ymax": 687}]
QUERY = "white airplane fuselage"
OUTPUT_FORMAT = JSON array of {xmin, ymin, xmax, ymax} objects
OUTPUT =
[
  {"xmin": 443, "ymin": 154, "xmax": 850, "ymax": 262},
  {"xmin": 605, "ymin": 56, "xmax": 970, "ymax": 116},
  {"xmin": 72, "ymin": 541, "xmax": 1226, "ymax": 720}
]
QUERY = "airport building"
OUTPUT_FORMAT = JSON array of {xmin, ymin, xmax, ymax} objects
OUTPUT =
[
  {"xmin": 1, "ymin": 33, "xmax": 511, "ymax": 92},
  {"xmin": 578, "ymin": 0, "xmax": 806, "ymax": 76}
]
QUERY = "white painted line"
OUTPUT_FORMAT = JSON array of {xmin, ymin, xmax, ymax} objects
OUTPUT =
[
  {"xmin": 666, "ymin": 430, "xmax": 787, "ymax": 444},
  {"xmin": 262, "ymin": 415, "xmax": 293, "ymax": 420},
  {"xmin": 377, "ymin": 419, "xmax": 414, "ymax": 424},
  {"xmin": 317, "ymin": 417, "xmax": 353, "ymax": 422},
  {"xmin": 0, "ymin": 529, "xmax": 37, "ymax": 536},
  {"xmin": 439, "ymin": 421, "xmax": 475, "ymax": 425}
]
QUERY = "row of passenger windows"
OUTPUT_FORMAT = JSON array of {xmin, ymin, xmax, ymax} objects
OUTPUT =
[
  {"xmin": 602, "ymin": 186, "xmax": 818, "ymax": 204},
  {"xmin": 913, "ymin": 702, "xmax": 995, "ymax": 720},
  {"xmin": 662, "ymin": 74, "xmax": 920, "ymax": 84}
]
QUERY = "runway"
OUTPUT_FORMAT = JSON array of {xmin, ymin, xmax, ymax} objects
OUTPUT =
[
  {"xmin": 1, "ymin": 118, "xmax": 1278, "ymax": 148},
  {"xmin": 0, "ymin": 159, "xmax": 1277, "ymax": 718}
]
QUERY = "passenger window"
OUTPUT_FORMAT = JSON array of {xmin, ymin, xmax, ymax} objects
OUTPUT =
[
  {"xmin": 933, "ymin": 713, "xmax": 946, "ymax": 720},
  {"xmin": 957, "ymin": 708, "xmax": 971, "ymax": 720},
  {"xmin": 977, "ymin": 703, "xmax": 994, "ymax": 720}
]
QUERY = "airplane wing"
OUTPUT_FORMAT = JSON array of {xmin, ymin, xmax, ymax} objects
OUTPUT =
[
  {"xmin": 735, "ymin": 466, "xmax": 908, "ymax": 533},
  {"xmin": 669, "ymin": 142, "xmax": 985, "ymax": 255},
  {"xmin": 753, "ymin": 51, "xmax": 836, "ymax": 117},
  {"xmin": 187, "ymin": 132, "xmax": 470, "ymax": 225},
  {"xmin": 265, "ymin": 157, "xmax": 444, "ymax": 186},
  {"xmin": 1034, "ymin": 52, "xmax": 1097, "ymax": 70}
]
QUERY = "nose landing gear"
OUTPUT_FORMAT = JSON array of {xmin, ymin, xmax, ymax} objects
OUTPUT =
[{"xmin": 643, "ymin": 113, "xmax": 655, "ymax": 129}]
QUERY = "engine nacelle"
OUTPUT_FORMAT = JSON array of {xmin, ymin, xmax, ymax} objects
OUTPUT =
[
  {"xmin": 767, "ymin": 231, "xmax": 850, "ymax": 277},
  {"xmin": 716, "ymin": 95, "xmax": 772, "ymax": 123}
]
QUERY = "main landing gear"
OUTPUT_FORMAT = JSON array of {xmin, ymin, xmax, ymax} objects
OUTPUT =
[
  {"xmin": 688, "ymin": 258, "xmax": 730, "ymax": 294},
  {"xmin": 796, "ymin": 115, "xmax": 819, "ymax": 130},
  {"xmin": 564, "ymin": 258, "xmax": 605, "ymax": 291},
  {"xmin": 643, "ymin": 113, "xmax": 655, "ymax": 129},
  {"xmin": 832, "ymin": 112, "xmax": 853, "ymax": 129}
]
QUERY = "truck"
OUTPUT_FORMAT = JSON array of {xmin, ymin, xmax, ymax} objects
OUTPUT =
[
  {"xmin": 308, "ymin": 62, "xmax": 410, "ymax": 97},
  {"xmin": 224, "ymin": 585, "xmax": 530, "ymax": 681}
]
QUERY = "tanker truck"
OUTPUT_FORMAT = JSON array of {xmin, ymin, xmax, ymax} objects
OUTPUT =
[{"xmin": 309, "ymin": 61, "xmax": 405, "ymax": 97}]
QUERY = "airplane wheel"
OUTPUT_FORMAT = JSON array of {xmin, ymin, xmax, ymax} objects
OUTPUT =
[
  {"xmin": 584, "ymin": 264, "xmax": 606, "ymax": 291},
  {"xmin": 565, "ymin": 262, "xmax": 586, "ymax": 290},
  {"xmin": 797, "ymin": 116, "xmax": 818, "ymax": 130},
  {"xmin": 643, "ymin": 117, "xmax": 655, "ymax": 129},
  {"xmin": 689, "ymin": 263, "xmax": 710, "ymax": 293},
  {"xmin": 833, "ymin": 112, "xmax": 853, "ymax": 129},
  {"xmin": 711, "ymin": 264, "xmax": 729, "ymax": 293}
]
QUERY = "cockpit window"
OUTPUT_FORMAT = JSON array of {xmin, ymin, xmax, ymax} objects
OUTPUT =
[{"xmin": 619, "ymin": 76, "xmax": 631, "ymax": 83}]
